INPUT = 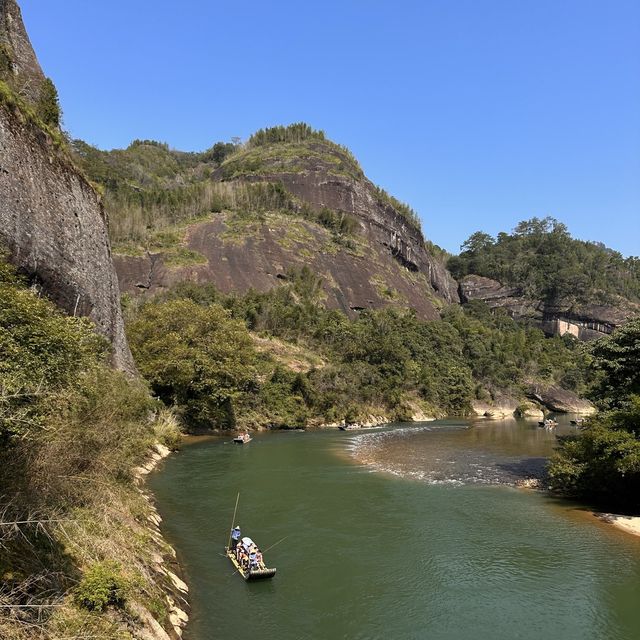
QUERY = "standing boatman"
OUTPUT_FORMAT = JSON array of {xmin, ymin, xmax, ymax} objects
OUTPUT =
[{"xmin": 231, "ymin": 525, "xmax": 241, "ymax": 551}]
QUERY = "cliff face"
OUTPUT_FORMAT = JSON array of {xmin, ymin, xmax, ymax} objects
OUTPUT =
[
  {"xmin": 0, "ymin": 2, "xmax": 133, "ymax": 370},
  {"xmin": 459, "ymin": 274, "xmax": 638, "ymax": 340},
  {"xmin": 112, "ymin": 138, "xmax": 458, "ymax": 320},
  {"xmin": 0, "ymin": 0, "xmax": 45, "ymax": 103},
  {"xmin": 115, "ymin": 212, "xmax": 448, "ymax": 320},
  {"xmin": 224, "ymin": 144, "xmax": 460, "ymax": 305}
]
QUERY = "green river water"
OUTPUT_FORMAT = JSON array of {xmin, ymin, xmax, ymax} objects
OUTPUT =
[{"xmin": 149, "ymin": 417, "xmax": 640, "ymax": 640}]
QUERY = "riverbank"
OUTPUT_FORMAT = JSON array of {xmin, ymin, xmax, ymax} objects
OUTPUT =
[
  {"xmin": 595, "ymin": 513, "xmax": 640, "ymax": 539},
  {"xmin": 135, "ymin": 442, "xmax": 190, "ymax": 639}
]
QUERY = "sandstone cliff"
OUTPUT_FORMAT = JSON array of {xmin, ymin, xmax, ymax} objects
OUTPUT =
[
  {"xmin": 459, "ymin": 274, "xmax": 638, "ymax": 340},
  {"xmin": 216, "ymin": 140, "xmax": 460, "ymax": 303},
  {"xmin": 0, "ymin": 0, "xmax": 44, "ymax": 103},
  {"xmin": 105, "ymin": 134, "xmax": 458, "ymax": 320},
  {"xmin": 0, "ymin": 0, "xmax": 133, "ymax": 370}
]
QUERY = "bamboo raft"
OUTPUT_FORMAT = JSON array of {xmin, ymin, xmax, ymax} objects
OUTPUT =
[
  {"xmin": 226, "ymin": 543, "xmax": 276, "ymax": 581},
  {"xmin": 225, "ymin": 494, "xmax": 277, "ymax": 581}
]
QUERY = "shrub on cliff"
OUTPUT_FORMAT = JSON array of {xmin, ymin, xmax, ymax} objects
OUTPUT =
[
  {"xmin": 0, "ymin": 43, "xmax": 12, "ymax": 78},
  {"xmin": 36, "ymin": 77, "xmax": 61, "ymax": 128}
]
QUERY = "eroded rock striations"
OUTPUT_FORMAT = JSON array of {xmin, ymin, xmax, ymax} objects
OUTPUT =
[
  {"xmin": 221, "ymin": 145, "xmax": 460, "ymax": 305},
  {"xmin": 0, "ymin": 0, "xmax": 133, "ymax": 370}
]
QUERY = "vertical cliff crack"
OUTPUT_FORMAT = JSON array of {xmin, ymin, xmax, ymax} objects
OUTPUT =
[{"xmin": 136, "ymin": 251, "xmax": 160, "ymax": 290}]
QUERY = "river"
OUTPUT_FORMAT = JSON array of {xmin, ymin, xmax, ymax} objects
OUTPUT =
[{"xmin": 149, "ymin": 416, "xmax": 640, "ymax": 640}]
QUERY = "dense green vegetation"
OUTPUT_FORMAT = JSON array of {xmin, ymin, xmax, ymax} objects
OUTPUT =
[
  {"xmin": 549, "ymin": 319, "xmax": 640, "ymax": 511},
  {"xmin": 247, "ymin": 122, "xmax": 329, "ymax": 147},
  {"xmin": 0, "ymin": 256, "xmax": 180, "ymax": 638},
  {"xmin": 71, "ymin": 138, "xmax": 235, "ymax": 246},
  {"xmin": 588, "ymin": 319, "xmax": 640, "ymax": 409},
  {"xmin": 448, "ymin": 217, "xmax": 640, "ymax": 304},
  {"xmin": 126, "ymin": 268, "xmax": 589, "ymax": 430}
]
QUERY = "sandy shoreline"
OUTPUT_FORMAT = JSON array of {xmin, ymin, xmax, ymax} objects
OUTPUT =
[{"xmin": 595, "ymin": 513, "xmax": 640, "ymax": 538}]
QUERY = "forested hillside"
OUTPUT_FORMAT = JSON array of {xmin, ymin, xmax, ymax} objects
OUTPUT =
[
  {"xmin": 72, "ymin": 138, "xmax": 236, "ymax": 249},
  {"xmin": 448, "ymin": 217, "xmax": 640, "ymax": 304},
  {"xmin": 74, "ymin": 124, "xmax": 459, "ymax": 319},
  {"xmin": 124, "ymin": 268, "xmax": 590, "ymax": 430}
]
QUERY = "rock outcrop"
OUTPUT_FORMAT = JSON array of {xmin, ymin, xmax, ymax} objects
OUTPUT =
[
  {"xmin": 0, "ymin": 1, "xmax": 134, "ymax": 370},
  {"xmin": 115, "ymin": 211, "xmax": 449, "ymax": 320},
  {"xmin": 222, "ymin": 146, "xmax": 460, "ymax": 305},
  {"xmin": 526, "ymin": 384, "xmax": 596, "ymax": 415},
  {"xmin": 515, "ymin": 401, "xmax": 545, "ymax": 420},
  {"xmin": 471, "ymin": 395, "xmax": 519, "ymax": 418},
  {"xmin": 113, "ymin": 139, "xmax": 458, "ymax": 320},
  {"xmin": 459, "ymin": 274, "xmax": 638, "ymax": 340}
]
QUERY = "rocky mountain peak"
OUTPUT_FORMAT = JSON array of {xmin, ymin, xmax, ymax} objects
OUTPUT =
[
  {"xmin": 100, "ymin": 126, "xmax": 459, "ymax": 319},
  {"xmin": 213, "ymin": 127, "xmax": 460, "ymax": 306}
]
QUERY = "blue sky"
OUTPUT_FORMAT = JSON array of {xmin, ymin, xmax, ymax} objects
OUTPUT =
[{"xmin": 21, "ymin": 0, "xmax": 640, "ymax": 256}]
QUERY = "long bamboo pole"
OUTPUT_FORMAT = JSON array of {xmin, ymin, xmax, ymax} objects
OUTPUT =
[
  {"xmin": 226, "ymin": 492, "xmax": 240, "ymax": 550},
  {"xmin": 262, "ymin": 535, "xmax": 288, "ymax": 554}
]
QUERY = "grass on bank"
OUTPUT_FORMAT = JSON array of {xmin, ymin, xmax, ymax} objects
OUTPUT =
[{"xmin": 0, "ymin": 256, "xmax": 181, "ymax": 639}]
